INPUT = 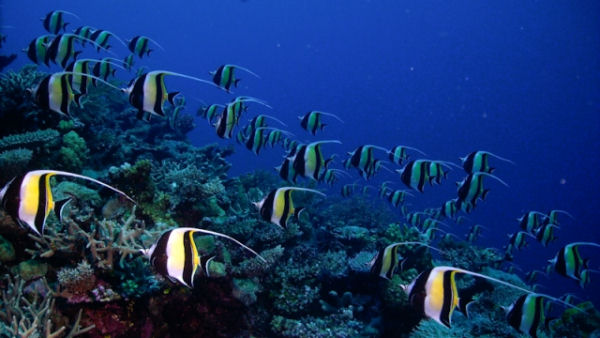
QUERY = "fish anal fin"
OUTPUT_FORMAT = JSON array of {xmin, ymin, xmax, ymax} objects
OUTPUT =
[
  {"xmin": 54, "ymin": 197, "xmax": 72, "ymax": 223},
  {"xmin": 74, "ymin": 93, "xmax": 84, "ymax": 107},
  {"xmin": 458, "ymin": 297, "xmax": 474, "ymax": 319},
  {"xmin": 168, "ymin": 91, "xmax": 180, "ymax": 105},
  {"xmin": 294, "ymin": 206, "xmax": 305, "ymax": 222}
]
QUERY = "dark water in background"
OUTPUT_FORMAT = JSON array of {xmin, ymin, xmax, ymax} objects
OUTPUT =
[{"xmin": 2, "ymin": 0, "xmax": 599, "ymax": 306}]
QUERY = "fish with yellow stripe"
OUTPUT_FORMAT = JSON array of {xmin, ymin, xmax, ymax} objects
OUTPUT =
[
  {"xmin": 0, "ymin": 170, "xmax": 135, "ymax": 237},
  {"xmin": 141, "ymin": 227, "xmax": 266, "ymax": 288},
  {"xmin": 548, "ymin": 242, "xmax": 600, "ymax": 288},
  {"xmin": 210, "ymin": 64, "xmax": 260, "ymax": 93},
  {"xmin": 122, "ymin": 70, "xmax": 218, "ymax": 121},
  {"xmin": 290, "ymin": 140, "xmax": 341, "ymax": 182},
  {"xmin": 42, "ymin": 10, "xmax": 79, "ymax": 34},
  {"xmin": 254, "ymin": 187, "xmax": 325, "ymax": 228},
  {"xmin": 401, "ymin": 266, "xmax": 549, "ymax": 328},
  {"xmin": 369, "ymin": 242, "xmax": 442, "ymax": 280},
  {"xmin": 30, "ymin": 71, "xmax": 121, "ymax": 118},
  {"xmin": 299, "ymin": 111, "xmax": 344, "ymax": 135}
]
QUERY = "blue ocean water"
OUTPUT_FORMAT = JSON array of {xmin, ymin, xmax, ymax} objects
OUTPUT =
[{"xmin": 2, "ymin": 0, "xmax": 599, "ymax": 314}]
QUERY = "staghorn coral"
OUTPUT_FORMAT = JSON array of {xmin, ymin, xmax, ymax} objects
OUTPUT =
[{"xmin": 0, "ymin": 274, "xmax": 95, "ymax": 337}]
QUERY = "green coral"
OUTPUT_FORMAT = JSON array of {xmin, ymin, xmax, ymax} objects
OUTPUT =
[
  {"xmin": 0, "ymin": 129, "xmax": 60, "ymax": 151},
  {"xmin": 0, "ymin": 148, "xmax": 33, "ymax": 181},
  {"xmin": 0, "ymin": 234, "xmax": 16, "ymax": 262},
  {"xmin": 59, "ymin": 131, "xmax": 89, "ymax": 172}
]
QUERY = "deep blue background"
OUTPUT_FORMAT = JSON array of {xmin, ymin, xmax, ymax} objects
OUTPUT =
[{"xmin": 2, "ymin": 1, "xmax": 599, "ymax": 307}]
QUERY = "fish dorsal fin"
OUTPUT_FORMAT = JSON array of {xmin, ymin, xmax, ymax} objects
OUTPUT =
[
  {"xmin": 280, "ymin": 186, "xmax": 326, "ymax": 198},
  {"xmin": 479, "ymin": 151, "xmax": 515, "ymax": 165},
  {"xmin": 256, "ymin": 114, "xmax": 287, "ymax": 126},
  {"xmin": 31, "ymin": 170, "xmax": 135, "ymax": 204},
  {"xmin": 149, "ymin": 70, "xmax": 222, "ymax": 90},
  {"xmin": 313, "ymin": 111, "xmax": 345, "ymax": 124},
  {"xmin": 226, "ymin": 64, "xmax": 261, "ymax": 79},
  {"xmin": 185, "ymin": 227, "xmax": 266, "ymax": 263},
  {"xmin": 473, "ymin": 172, "xmax": 510, "ymax": 187},
  {"xmin": 54, "ymin": 71, "xmax": 122, "ymax": 91}
]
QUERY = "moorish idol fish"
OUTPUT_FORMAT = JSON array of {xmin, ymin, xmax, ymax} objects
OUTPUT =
[
  {"xmin": 210, "ymin": 64, "xmax": 260, "ymax": 93},
  {"xmin": 72, "ymin": 25, "xmax": 96, "ymax": 44},
  {"xmin": 198, "ymin": 103, "xmax": 225, "ymax": 125},
  {"xmin": 401, "ymin": 266, "xmax": 547, "ymax": 329},
  {"xmin": 45, "ymin": 33, "xmax": 83, "ymax": 68},
  {"xmin": 544, "ymin": 209, "xmax": 574, "ymax": 226},
  {"xmin": 299, "ymin": 111, "xmax": 344, "ymax": 135},
  {"xmin": 548, "ymin": 242, "xmax": 600, "ymax": 288},
  {"xmin": 0, "ymin": 170, "xmax": 134, "ymax": 236},
  {"xmin": 127, "ymin": 35, "xmax": 164, "ymax": 58},
  {"xmin": 141, "ymin": 227, "xmax": 265, "ymax": 288},
  {"xmin": 440, "ymin": 199, "xmax": 459, "ymax": 220},
  {"xmin": 291, "ymin": 140, "xmax": 342, "ymax": 182},
  {"xmin": 89, "ymin": 29, "xmax": 127, "ymax": 51},
  {"xmin": 122, "ymin": 70, "xmax": 218, "ymax": 122},
  {"xmin": 369, "ymin": 242, "xmax": 442, "ymax": 280},
  {"xmin": 386, "ymin": 189, "xmax": 414, "ymax": 207},
  {"xmin": 340, "ymin": 184, "xmax": 357, "ymax": 198},
  {"xmin": 421, "ymin": 218, "xmax": 450, "ymax": 232},
  {"xmin": 428, "ymin": 160, "xmax": 459, "ymax": 185},
  {"xmin": 275, "ymin": 157, "xmax": 297, "ymax": 183},
  {"xmin": 534, "ymin": 223, "xmax": 558, "ymax": 247},
  {"xmin": 42, "ymin": 10, "xmax": 79, "ymax": 34},
  {"xmin": 30, "ymin": 71, "xmax": 121, "ymax": 118},
  {"xmin": 346, "ymin": 144, "xmax": 388, "ymax": 179},
  {"xmin": 525, "ymin": 270, "xmax": 546, "ymax": 285},
  {"xmin": 123, "ymin": 54, "xmax": 135, "ymax": 71},
  {"xmin": 466, "ymin": 224, "xmax": 486, "ymax": 243},
  {"xmin": 283, "ymin": 138, "xmax": 300, "ymax": 153},
  {"xmin": 388, "ymin": 145, "xmax": 426, "ymax": 166},
  {"xmin": 518, "ymin": 211, "xmax": 548, "ymax": 235},
  {"xmin": 65, "ymin": 58, "xmax": 96, "ymax": 95},
  {"xmin": 397, "ymin": 160, "xmax": 431, "ymax": 193},
  {"xmin": 245, "ymin": 127, "xmax": 291, "ymax": 155},
  {"xmin": 456, "ymin": 172, "xmax": 509, "ymax": 208},
  {"xmin": 503, "ymin": 293, "xmax": 574, "ymax": 338},
  {"xmin": 460, "ymin": 150, "xmax": 514, "ymax": 174},
  {"xmin": 91, "ymin": 57, "xmax": 125, "ymax": 85},
  {"xmin": 254, "ymin": 187, "xmax": 325, "ymax": 229},
  {"xmin": 214, "ymin": 97, "xmax": 271, "ymax": 139},
  {"xmin": 507, "ymin": 231, "xmax": 535, "ymax": 251},
  {"xmin": 24, "ymin": 35, "xmax": 53, "ymax": 65},
  {"xmin": 319, "ymin": 168, "xmax": 349, "ymax": 186}
]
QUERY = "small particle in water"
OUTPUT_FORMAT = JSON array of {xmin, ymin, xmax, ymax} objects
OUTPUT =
[{"xmin": 560, "ymin": 178, "xmax": 567, "ymax": 185}]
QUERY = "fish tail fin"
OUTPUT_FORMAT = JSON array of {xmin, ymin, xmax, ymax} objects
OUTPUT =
[
  {"xmin": 63, "ymin": 22, "xmax": 69, "ymax": 31},
  {"xmin": 294, "ymin": 206, "xmax": 305, "ymax": 223},
  {"xmin": 320, "ymin": 123, "xmax": 327, "ymax": 130},
  {"xmin": 235, "ymin": 78, "xmax": 241, "ymax": 87},
  {"xmin": 147, "ymin": 49, "xmax": 153, "ymax": 57},
  {"xmin": 482, "ymin": 189, "xmax": 490, "ymax": 200},
  {"xmin": 489, "ymin": 167, "xmax": 495, "ymax": 174},
  {"xmin": 54, "ymin": 197, "xmax": 72, "ymax": 223},
  {"xmin": 111, "ymin": 69, "xmax": 116, "ymax": 77},
  {"xmin": 168, "ymin": 91, "xmax": 180, "ymax": 105},
  {"xmin": 73, "ymin": 50, "xmax": 82, "ymax": 60},
  {"xmin": 583, "ymin": 258, "xmax": 590, "ymax": 269}
]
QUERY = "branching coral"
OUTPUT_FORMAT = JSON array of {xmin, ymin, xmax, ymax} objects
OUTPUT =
[{"xmin": 0, "ymin": 274, "xmax": 94, "ymax": 337}]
